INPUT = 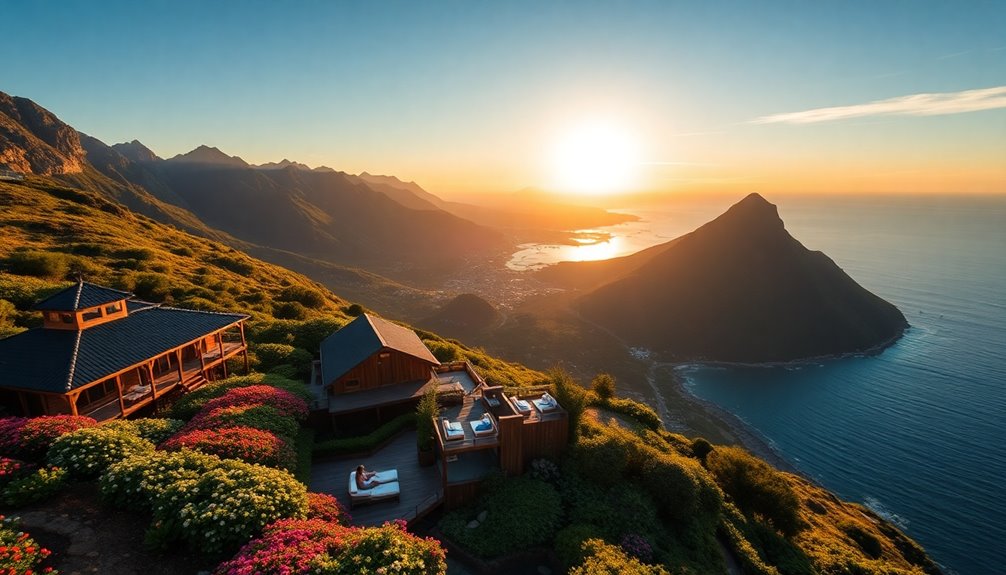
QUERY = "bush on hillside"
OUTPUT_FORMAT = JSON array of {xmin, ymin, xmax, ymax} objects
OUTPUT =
[
  {"xmin": 211, "ymin": 255, "xmax": 255, "ymax": 275},
  {"xmin": 167, "ymin": 374, "xmax": 310, "ymax": 420},
  {"xmin": 0, "ymin": 276, "xmax": 69, "ymax": 308},
  {"xmin": 0, "ymin": 415, "xmax": 98, "ymax": 461},
  {"xmin": 277, "ymin": 286, "xmax": 327, "ymax": 309},
  {"xmin": 706, "ymin": 446, "xmax": 802, "ymax": 536},
  {"xmin": 101, "ymin": 418, "xmax": 185, "ymax": 444},
  {"xmin": 100, "ymin": 449, "xmax": 221, "ymax": 511},
  {"xmin": 425, "ymin": 339, "xmax": 465, "ymax": 363},
  {"xmin": 439, "ymin": 476, "xmax": 561, "ymax": 557},
  {"xmin": 691, "ymin": 437, "xmax": 714, "ymax": 461},
  {"xmin": 571, "ymin": 539, "xmax": 671, "ymax": 575},
  {"xmin": 252, "ymin": 343, "xmax": 312, "ymax": 376},
  {"xmin": 274, "ymin": 301, "xmax": 308, "ymax": 320},
  {"xmin": 185, "ymin": 404, "xmax": 299, "ymax": 441},
  {"xmin": 312, "ymin": 520, "xmax": 447, "ymax": 575},
  {"xmin": 251, "ymin": 318, "xmax": 344, "ymax": 352},
  {"xmin": 201, "ymin": 385, "xmax": 309, "ymax": 421},
  {"xmin": 555, "ymin": 523, "xmax": 605, "ymax": 570},
  {"xmin": 550, "ymin": 367, "xmax": 588, "ymax": 441},
  {"xmin": 5, "ymin": 250, "xmax": 73, "ymax": 279},
  {"xmin": 591, "ymin": 373, "xmax": 617, "ymax": 400},
  {"xmin": 213, "ymin": 518, "xmax": 354, "ymax": 575},
  {"xmin": 49, "ymin": 426, "xmax": 154, "ymax": 479},
  {"xmin": 602, "ymin": 397, "xmax": 662, "ymax": 431},
  {"xmin": 132, "ymin": 272, "xmax": 172, "ymax": 301},
  {"xmin": 160, "ymin": 426, "xmax": 296, "ymax": 470},
  {"xmin": 641, "ymin": 450, "xmax": 722, "ymax": 526}
]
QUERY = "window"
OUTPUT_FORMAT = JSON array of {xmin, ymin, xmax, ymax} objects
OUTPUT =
[
  {"xmin": 105, "ymin": 302, "xmax": 122, "ymax": 314},
  {"xmin": 81, "ymin": 308, "xmax": 102, "ymax": 322},
  {"xmin": 60, "ymin": 313, "xmax": 73, "ymax": 324}
]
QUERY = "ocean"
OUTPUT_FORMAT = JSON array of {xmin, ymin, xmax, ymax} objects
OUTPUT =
[{"xmin": 512, "ymin": 194, "xmax": 1006, "ymax": 575}]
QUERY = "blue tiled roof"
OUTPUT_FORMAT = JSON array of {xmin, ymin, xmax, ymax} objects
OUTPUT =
[
  {"xmin": 320, "ymin": 314, "xmax": 439, "ymax": 385},
  {"xmin": 0, "ymin": 305, "xmax": 247, "ymax": 393},
  {"xmin": 34, "ymin": 281, "xmax": 133, "ymax": 312}
]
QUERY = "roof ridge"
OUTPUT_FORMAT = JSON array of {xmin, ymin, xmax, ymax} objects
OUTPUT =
[
  {"xmin": 153, "ymin": 304, "xmax": 249, "ymax": 319},
  {"xmin": 64, "ymin": 328, "xmax": 84, "ymax": 392},
  {"xmin": 72, "ymin": 280, "xmax": 84, "ymax": 310},
  {"xmin": 364, "ymin": 313, "xmax": 388, "ymax": 347}
]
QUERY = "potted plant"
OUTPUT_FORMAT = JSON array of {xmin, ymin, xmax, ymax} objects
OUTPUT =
[{"xmin": 416, "ymin": 386, "xmax": 439, "ymax": 466}]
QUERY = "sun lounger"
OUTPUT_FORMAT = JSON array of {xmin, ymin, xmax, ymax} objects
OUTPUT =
[
  {"xmin": 348, "ymin": 470, "xmax": 400, "ymax": 508},
  {"xmin": 533, "ymin": 392, "xmax": 558, "ymax": 413},
  {"xmin": 470, "ymin": 415, "xmax": 495, "ymax": 436},
  {"xmin": 512, "ymin": 397, "xmax": 532, "ymax": 414},
  {"xmin": 442, "ymin": 418, "xmax": 465, "ymax": 440}
]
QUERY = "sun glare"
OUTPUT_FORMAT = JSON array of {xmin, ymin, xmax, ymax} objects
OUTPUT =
[{"xmin": 551, "ymin": 120, "xmax": 639, "ymax": 196}]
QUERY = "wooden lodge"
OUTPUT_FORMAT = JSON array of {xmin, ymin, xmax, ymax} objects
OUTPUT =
[
  {"xmin": 315, "ymin": 313, "xmax": 568, "ymax": 509},
  {"xmin": 0, "ymin": 281, "xmax": 249, "ymax": 421}
]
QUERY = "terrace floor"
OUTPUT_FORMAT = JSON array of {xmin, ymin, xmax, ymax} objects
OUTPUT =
[{"xmin": 309, "ymin": 430, "xmax": 443, "ymax": 527}]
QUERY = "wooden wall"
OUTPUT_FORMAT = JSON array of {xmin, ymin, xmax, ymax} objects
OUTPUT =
[
  {"xmin": 332, "ymin": 348, "xmax": 434, "ymax": 394},
  {"xmin": 444, "ymin": 481, "xmax": 481, "ymax": 510},
  {"xmin": 498, "ymin": 415, "xmax": 525, "ymax": 475},
  {"xmin": 520, "ymin": 415, "xmax": 568, "ymax": 466}
]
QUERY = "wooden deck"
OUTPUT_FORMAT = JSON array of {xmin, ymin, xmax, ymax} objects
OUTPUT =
[{"xmin": 309, "ymin": 431, "xmax": 443, "ymax": 527}]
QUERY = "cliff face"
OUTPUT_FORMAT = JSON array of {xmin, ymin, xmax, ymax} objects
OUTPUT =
[
  {"xmin": 0, "ymin": 92, "xmax": 85, "ymax": 175},
  {"xmin": 577, "ymin": 193, "xmax": 908, "ymax": 362}
]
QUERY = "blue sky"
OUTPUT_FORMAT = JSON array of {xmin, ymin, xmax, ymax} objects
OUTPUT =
[{"xmin": 2, "ymin": 0, "xmax": 1004, "ymax": 195}]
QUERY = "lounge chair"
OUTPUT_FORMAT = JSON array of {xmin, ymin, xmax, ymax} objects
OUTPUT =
[
  {"xmin": 442, "ymin": 418, "xmax": 465, "ymax": 440},
  {"xmin": 511, "ymin": 397, "xmax": 532, "ymax": 414},
  {"xmin": 348, "ymin": 469, "xmax": 400, "ymax": 508},
  {"xmin": 470, "ymin": 414, "xmax": 495, "ymax": 436},
  {"xmin": 533, "ymin": 392, "xmax": 558, "ymax": 413}
]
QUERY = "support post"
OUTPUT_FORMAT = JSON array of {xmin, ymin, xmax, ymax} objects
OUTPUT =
[
  {"xmin": 219, "ymin": 332, "xmax": 228, "ymax": 378},
  {"xmin": 175, "ymin": 348, "xmax": 185, "ymax": 383},
  {"xmin": 68, "ymin": 394, "xmax": 78, "ymax": 416},
  {"xmin": 115, "ymin": 375, "xmax": 126, "ymax": 417}
]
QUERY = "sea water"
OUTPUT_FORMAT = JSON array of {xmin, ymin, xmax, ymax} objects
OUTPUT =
[{"xmin": 511, "ymin": 193, "xmax": 1006, "ymax": 574}]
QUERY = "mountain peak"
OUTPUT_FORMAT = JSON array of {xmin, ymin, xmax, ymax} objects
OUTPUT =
[
  {"xmin": 168, "ymin": 145, "xmax": 247, "ymax": 167},
  {"xmin": 111, "ymin": 139, "xmax": 161, "ymax": 162},
  {"xmin": 0, "ymin": 91, "xmax": 86, "ymax": 175}
]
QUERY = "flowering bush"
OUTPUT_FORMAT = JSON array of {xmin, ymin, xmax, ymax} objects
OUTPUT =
[
  {"xmin": 215, "ymin": 519, "xmax": 447, "ymax": 575},
  {"xmin": 0, "ymin": 417, "xmax": 28, "ymax": 456},
  {"xmin": 101, "ymin": 449, "xmax": 220, "ymax": 511},
  {"xmin": 48, "ymin": 426, "xmax": 154, "ymax": 479},
  {"xmin": 620, "ymin": 533, "xmax": 654, "ymax": 563},
  {"xmin": 311, "ymin": 520, "xmax": 447, "ymax": 575},
  {"xmin": 0, "ymin": 514, "xmax": 58, "ymax": 574},
  {"xmin": 0, "ymin": 457, "xmax": 32, "ymax": 487},
  {"xmin": 2, "ymin": 465, "xmax": 67, "ymax": 507},
  {"xmin": 147, "ymin": 458, "xmax": 308, "ymax": 554},
  {"xmin": 160, "ymin": 426, "xmax": 296, "ymax": 470},
  {"xmin": 201, "ymin": 386, "xmax": 309, "ymax": 421},
  {"xmin": 102, "ymin": 418, "xmax": 186, "ymax": 444},
  {"xmin": 214, "ymin": 519, "xmax": 353, "ymax": 575},
  {"xmin": 185, "ymin": 405, "xmax": 299, "ymax": 441},
  {"xmin": 0, "ymin": 415, "xmax": 97, "ymax": 461},
  {"xmin": 168, "ymin": 374, "xmax": 311, "ymax": 421},
  {"xmin": 306, "ymin": 492, "xmax": 351, "ymax": 526}
]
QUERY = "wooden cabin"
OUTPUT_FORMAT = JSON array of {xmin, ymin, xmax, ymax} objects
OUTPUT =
[
  {"xmin": 0, "ymin": 281, "xmax": 249, "ymax": 420},
  {"xmin": 319, "ymin": 313, "xmax": 441, "ymax": 426}
]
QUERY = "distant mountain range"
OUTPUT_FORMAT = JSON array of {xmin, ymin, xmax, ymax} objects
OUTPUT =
[{"xmin": 553, "ymin": 193, "xmax": 908, "ymax": 362}]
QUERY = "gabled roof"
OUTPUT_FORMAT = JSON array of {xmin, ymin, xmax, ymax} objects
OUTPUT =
[
  {"xmin": 34, "ymin": 281, "xmax": 133, "ymax": 312},
  {"xmin": 0, "ymin": 305, "xmax": 247, "ymax": 393},
  {"xmin": 320, "ymin": 313, "xmax": 439, "ymax": 385}
]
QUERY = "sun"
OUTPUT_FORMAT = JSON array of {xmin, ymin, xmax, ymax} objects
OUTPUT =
[{"xmin": 551, "ymin": 120, "xmax": 639, "ymax": 196}]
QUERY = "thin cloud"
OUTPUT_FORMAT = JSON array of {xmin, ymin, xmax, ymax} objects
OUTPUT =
[{"xmin": 752, "ymin": 86, "xmax": 1006, "ymax": 124}]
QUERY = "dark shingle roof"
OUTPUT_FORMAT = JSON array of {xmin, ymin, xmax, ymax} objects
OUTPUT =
[
  {"xmin": 34, "ymin": 281, "xmax": 133, "ymax": 312},
  {"xmin": 0, "ymin": 305, "xmax": 246, "ymax": 393},
  {"xmin": 320, "ymin": 313, "xmax": 439, "ymax": 385}
]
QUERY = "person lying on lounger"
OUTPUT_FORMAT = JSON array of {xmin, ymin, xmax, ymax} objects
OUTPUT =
[{"xmin": 356, "ymin": 465, "xmax": 386, "ymax": 490}]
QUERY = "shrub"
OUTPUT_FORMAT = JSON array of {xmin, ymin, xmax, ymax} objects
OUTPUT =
[
  {"xmin": 572, "ymin": 539, "xmax": 670, "ymax": 575},
  {"xmin": 277, "ymin": 286, "xmax": 327, "ymax": 309},
  {"xmin": 147, "ymin": 458, "xmax": 308, "ymax": 554},
  {"xmin": 641, "ymin": 450, "xmax": 722, "ymax": 526},
  {"xmin": 591, "ymin": 373, "xmax": 616, "ymax": 400},
  {"xmin": 529, "ymin": 458, "xmax": 561, "ymax": 484},
  {"xmin": 101, "ymin": 449, "xmax": 221, "ymax": 512},
  {"xmin": 201, "ymin": 385, "xmax": 310, "ymax": 421},
  {"xmin": 48, "ymin": 426, "xmax": 154, "ymax": 479},
  {"xmin": 0, "ymin": 457, "xmax": 31, "ymax": 487},
  {"xmin": 555, "ymin": 523, "xmax": 604, "ymax": 570},
  {"xmin": 415, "ymin": 386, "xmax": 439, "ymax": 453},
  {"xmin": 213, "ymin": 518, "xmax": 354, "ymax": 575},
  {"xmin": 132, "ymin": 272, "xmax": 172, "ymax": 301},
  {"xmin": 838, "ymin": 521, "xmax": 883, "ymax": 559},
  {"xmin": 274, "ymin": 301, "xmax": 308, "ymax": 320},
  {"xmin": 252, "ymin": 343, "xmax": 312, "ymax": 375},
  {"xmin": 620, "ymin": 533, "xmax": 654, "ymax": 563},
  {"xmin": 0, "ymin": 417, "xmax": 29, "ymax": 456},
  {"xmin": 313, "ymin": 413, "xmax": 416, "ymax": 457},
  {"xmin": 312, "ymin": 519, "xmax": 447, "ymax": 575},
  {"xmin": 186, "ymin": 404, "xmax": 300, "ymax": 441},
  {"xmin": 706, "ymin": 446, "xmax": 802, "ymax": 536},
  {"xmin": 572, "ymin": 425, "xmax": 642, "ymax": 487},
  {"xmin": 425, "ymin": 339, "xmax": 464, "ymax": 363},
  {"xmin": 0, "ymin": 514, "xmax": 58, "ymax": 574},
  {"xmin": 101, "ymin": 418, "xmax": 185, "ymax": 444},
  {"xmin": 6, "ymin": 250, "xmax": 72, "ymax": 279},
  {"xmin": 211, "ymin": 255, "xmax": 256, "ymax": 275},
  {"xmin": 0, "ymin": 276, "xmax": 68, "ymax": 308},
  {"xmin": 306, "ymin": 492, "xmax": 351, "ymax": 526},
  {"xmin": 2, "ymin": 465, "xmax": 67, "ymax": 507},
  {"xmin": 603, "ymin": 397, "xmax": 662, "ymax": 431},
  {"xmin": 691, "ymin": 437, "xmax": 714, "ymax": 461},
  {"xmin": 161, "ymin": 426, "xmax": 296, "ymax": 470},
  {"xmin": 251, "ymin": 318, "xmax": 344, "ymax": 354},
  {"xmin": 550, "ymin": 367, "xmax": 588, "ymax": 441},
  {"xmin": 3, "ymin": 415, "xmax": 98, "ymax": 461},
  {"xmin": 167, "ymin": 374, "xmax": 311, "ymax": 420},
  {"xmin": 439, "ymin": 476, "xmax": 561, "ymax": 557}
]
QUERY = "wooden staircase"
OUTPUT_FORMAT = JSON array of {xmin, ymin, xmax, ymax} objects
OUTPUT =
[{"xmin": 181, "ymin": 375, "xmax": 209, "ymax": 392}]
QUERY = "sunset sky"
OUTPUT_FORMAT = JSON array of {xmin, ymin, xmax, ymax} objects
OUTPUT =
[{"xmin": 4, "ymin": 1, "xmax": 1004, "ymax": 197}]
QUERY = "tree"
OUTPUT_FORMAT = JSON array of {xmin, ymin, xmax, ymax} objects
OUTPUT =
[
  {"xmin": 549, "ymin": 367, "xmax": 588, "ymax": 441},
  {"xmin": 591, "ymin": 373, "xmax": 617, "ymax": 400}
]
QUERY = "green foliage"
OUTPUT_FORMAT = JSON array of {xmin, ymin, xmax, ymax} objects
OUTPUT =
[
  {"xmin": 252, "ymin": 317, "xmax": 345, "ymax": 353},
  {"xmin": 294, "ymin": 428, "xmax": 315, "ymax": 485},
  {"xmin": 641, "ymin": 450, "xmax": 722, "ymax": 526},
  {"xmin": 691, "ymin": 437, "xmax": 714, "ymax": 461},
  {"xmin": 101, "ymin": 418, "xmax": 185, "ymax": 444},
  {"xmin": 343, "ymin": 303, "xmax": 365, "ymax": 316},
  {"xmin": 1, "ymin": 415, "xmax": 98, "ymax": 462},
  {"xmin": 571, "ymin": 539, "xmax": 671, "ymax": 575},
  {"xmin": 573, "ymin": 426, "xmax": 638, "ymax": 487},
  {"xmin": 0, "ymin": 276, "xmax": 69, "ymax": 308},
  {"xmin": 439, "ymin": 476, "xmax": 562, "ymax": 558},
  {"xmin": 0, "ymin": 299, "xmax": 16, "ymax": 329},
  {"xmin": 706, "ymin": 446, "xmax": 802, "ymax": 536},
  {"xmin": 100, "ymin": 449, "xmax": 220, "ymax": 511},
  {"xmin": 277, "ymin": 285, "xmax": 327, "ymax": 309},
  {"xmin": 188, "ymin": 404, "xmax": 300, "ymax": 441},
  {"xmin": 132, "ymin": 272, "xmax": 171, "ymax": 301},
  {"xmin": 167, "ymin": 373, "xmax": 310, "ymax": 420},
  {"xmin": 313, "ymin": 413, "xmax": 416, "ymax": 457},
  {"xmin": 5, "ymin": 250, "xmax": 74, "ymax": 279},
  {"xmin": 425, "ymin": 339, "xmax": 465, "ymax": 362},
  {"xmin": 2, "ymin": 465, "xmax": 68, "ymax": 507},
  {"xmin": 310, "ymin": 521, "xmax": 447, "ymax": 575},
  {"xmin": 48, "ymin": 426, "xmax": 155, "ymax": 479},
  {"xmin": 591, "ymin": 373, "xmax": 616, "ymax": 400},
  {"xmin": 839, "ymin": 521, "xmax": 883, "ymax": 559},
  {"xmin": 274, "ymin": 300, "xmax": 308, "ymax": 320},
  {"xmin": 556, "ymin": 523, "xmax": 605, "ymax": 570},
  {"xmin": 599, "ymin": 397, "xmax": 662, "ymax": 431},
  {"xmin": 416, "ymin": 386, "xmax": 439, "ymax": 452},
  {"xmin": 252, "ymin": 342, "xmax": 313, "ymax": 376},
  {"xmin": 550, "ymin": 367, "xmax": 588, "ymax": 441},
  {"xmin": 211, "ymin": 255, "xmax": 256, "ymax": 275}
]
